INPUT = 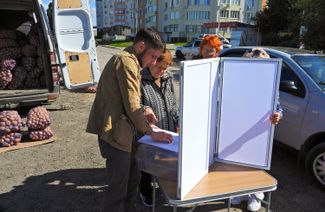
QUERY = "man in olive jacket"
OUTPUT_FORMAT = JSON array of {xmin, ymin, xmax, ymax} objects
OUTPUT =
[{"xmin": 87, "ymin": 29, "xmax": 173, "ymax": 211}]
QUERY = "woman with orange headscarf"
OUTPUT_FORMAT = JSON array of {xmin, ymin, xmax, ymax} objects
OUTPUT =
[{"xmin": 200, "ymin": 35, "xmax": 223, "ymax": 58}]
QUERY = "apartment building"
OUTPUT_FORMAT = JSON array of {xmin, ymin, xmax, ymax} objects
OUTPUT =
[
  {"xmin": 96, "ymin": 0, "xmax": 135, "ymax": 35},
  {"xmin": 96, "ymin": 0, "xmax": 266, "ymax": 40},
  {"xmin": 159, "ymin": 0, "xmax": 265, "ymax": 41}
]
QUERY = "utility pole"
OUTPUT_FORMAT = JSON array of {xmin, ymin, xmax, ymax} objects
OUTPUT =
[{"xmin": 134, "ymin": 0, "xmax": 138, "ymax": 34}]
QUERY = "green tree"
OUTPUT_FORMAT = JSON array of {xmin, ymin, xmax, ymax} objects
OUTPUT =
[
  {"xmin": 299, "ymin": 0, "xmax": 325, "ymax": 50},
  {"xmin": 254, "ymin": 0, "xmax": 301, "ymax": 47}
]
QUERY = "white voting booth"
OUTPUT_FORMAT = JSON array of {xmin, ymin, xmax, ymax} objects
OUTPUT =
[{"xmin": 138, "ymin": 57, "xmax": 282, "ymax": 200}]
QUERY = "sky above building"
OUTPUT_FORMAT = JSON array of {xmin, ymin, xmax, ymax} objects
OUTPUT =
[{"xmin": 41, "ymin": 0, "xmax": 97, "ymax": 26}]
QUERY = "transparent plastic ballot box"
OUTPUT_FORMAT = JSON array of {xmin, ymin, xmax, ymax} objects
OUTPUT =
[{"xmin": 135, "ymin": 143, "xmax": 178, "ymax": 181}]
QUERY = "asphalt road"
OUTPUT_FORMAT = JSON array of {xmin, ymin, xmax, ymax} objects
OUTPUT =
[{"xmin": 0, "ymin": 46, "xmax": 324, "ymax": 212}]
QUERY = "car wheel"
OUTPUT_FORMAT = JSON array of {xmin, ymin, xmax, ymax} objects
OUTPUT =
[
  {"xmin": 176, "ymin": 50, "xmax": 184, "ymax": 60},
  {"xmin": 305, "ymin": 143, "xmax": 325, "ymax": 189}
]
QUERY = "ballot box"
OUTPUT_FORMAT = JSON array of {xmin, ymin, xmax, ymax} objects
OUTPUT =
[
  {"xmin": 136, "ymin": 143, "xmax": 178, "ymax": 181},
  {"xmin": 137, "ymin": 57, "xmax": 282, "ymax": 200},
  {"xmin": 137, "ymin": 129, "xmax": 179, "ymax": 181}
]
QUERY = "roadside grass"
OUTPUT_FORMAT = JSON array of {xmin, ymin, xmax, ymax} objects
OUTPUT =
[
  {"xmin": 96, "ymin": 39, "xmax": 132, "ymax": 48},
  {"xmin": 109, "ymin": 40, "xmax": 133, "ymax": 47},
  {"xmin": 172, "ymin": 42, "xmax": 186, "ymax": 47}
]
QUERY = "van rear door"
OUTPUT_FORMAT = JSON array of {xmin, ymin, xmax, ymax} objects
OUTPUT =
[{"xmin": 53, "ymin": 0, "xmax": 100, "ymax": 89}]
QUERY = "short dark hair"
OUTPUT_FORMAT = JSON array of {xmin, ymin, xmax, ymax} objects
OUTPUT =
[{"xmin": 134, "ymin": 28, "xmax": 164, "ymax": 50}]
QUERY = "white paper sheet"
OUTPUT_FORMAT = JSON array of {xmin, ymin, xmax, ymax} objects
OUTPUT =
[{"xmin": 138, "ymin": 129, "xmax": 179, "ymax": 152}]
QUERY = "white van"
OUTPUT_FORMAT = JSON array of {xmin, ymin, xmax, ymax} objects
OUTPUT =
[{"xmin": 0, "ymin": 0, "xmax": 100, "ymax": 108}]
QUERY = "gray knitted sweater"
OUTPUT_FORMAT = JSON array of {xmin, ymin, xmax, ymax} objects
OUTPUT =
[{"xmin": 141, "ymin": 68, "xmax": 179, "ymax": 132}]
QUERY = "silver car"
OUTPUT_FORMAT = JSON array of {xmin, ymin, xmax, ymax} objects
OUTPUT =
[{"xmin": 220, "ymin": 47, "xmax": 325, "ymax": 189}]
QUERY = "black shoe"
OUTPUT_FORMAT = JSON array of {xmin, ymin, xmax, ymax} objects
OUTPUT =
[
  {"xmin": 140, "ymin": 193, "xmax": 153, "ymax": 208},
  {"xmin": 0, "ymin": 205, "xmax": 7, "ymax": 212}
]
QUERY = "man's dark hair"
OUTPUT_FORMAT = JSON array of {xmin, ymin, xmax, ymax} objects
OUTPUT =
[{"xmin": 134, "ymin": 28, "xmax": 164, "ymax": 50}]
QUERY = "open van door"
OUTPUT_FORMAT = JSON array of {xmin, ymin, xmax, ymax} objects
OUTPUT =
[{"xmin": 53, "ymin": 0, "xmax": 100, "ymax": 89}]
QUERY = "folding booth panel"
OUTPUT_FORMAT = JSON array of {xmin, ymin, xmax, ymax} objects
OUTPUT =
[
  {"xmin": 178, "ymin": 58, "xmax": 220, "ymax": 199},
  {"xmin": 216, "ymin": 58, "xmax": 282, "ymax": 169}
]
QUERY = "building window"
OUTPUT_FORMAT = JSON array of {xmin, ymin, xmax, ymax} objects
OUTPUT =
[
  {"xmin": 186, "ymin": 25, "xmax": 194, "ymax": 33},
  {"xmin": 175, "ymin": 11, "xmax": 180, "ymax": 19},
  {"xmin": 114, "ymin": 10, "xmax": 125, "ymax": 14},
  {"xmin": 246, "ymin": 0, "xmax": 254, "ymax": 9},
  {"xmin": 230, "ymin": 11, "xmax": 240, "ymax": 18},
  {"xmin": 220, "ymin": 10, "xmax": 229, "ymax": 18},
  {"xmin": 194, "ymin": 0, "xmax": 200, "ymax": 5},
  {"xmin": 115, "ymin": 4, "xmax": 126, "ymax": 9},
  {"xmin": 231, "ymin": 0, "xmax": 240, "ymax": 5},
  {"xmin": 187, "ymin": 11, "xmax": 210, "ymax": 20},
  {"xmin": 230, "ymin": 11, "xmax": 239, "ymax": 18},
  {"xmin": 170, "ymin": 11, "xmax": 180, "ymax": 20},
  {"xmin": 204, "ymin": 0, "xmax": 210, "ymax": 5},
  {"xmin": 185, "ymin": 25, "xmax": 202, "ymax": 33},
  {"xmin": 221, "ymin": 0, "xmax": 229, "ymax": 4},
  {"xmin": 164, "ymin": 24, "xmax": 179, "ymax": 32},
  {"xmin": 246, "ymin": 13, "xmax": 253, "ymax": 20}
]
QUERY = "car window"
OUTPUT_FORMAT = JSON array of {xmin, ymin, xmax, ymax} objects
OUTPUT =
[
  {"xmin": 221, "ymin": 52, "xmax": 245, "ymax": 57},
  {"xmin": 194, "ymin": 41, "xmax": 201, "ymax": 47},
  {"xmin": 221, "ymin": 50, "xmax": 306, "ymax": 97},
  {"xmin": 280, "ymin": 63, "xmax": 306, "ymax": 98},
  {"xmin": 184, "ymin": 42, "xmax": 193, "ymax": 47},
  {"xmin": 292, "ymin": 55, "xmax": 325, "ymax": 90}
]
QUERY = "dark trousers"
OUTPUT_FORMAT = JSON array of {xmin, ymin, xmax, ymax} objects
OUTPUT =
[
  {"xmin": 98, "ymin": 138, "xmax": 140, "ymax": 212},
  {"xmin": 139, "ymin": 171, "xmax": 152, "ymax": 198}
]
